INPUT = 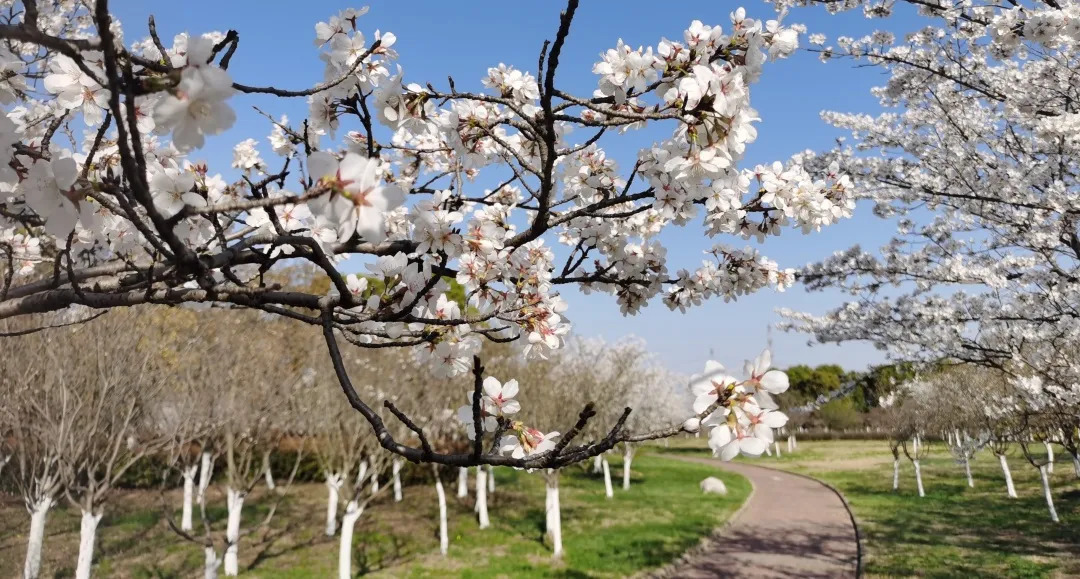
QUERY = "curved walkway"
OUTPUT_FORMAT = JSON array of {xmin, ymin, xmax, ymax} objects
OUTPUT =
[{"xmin": 653, "ymin": 457, "xmax": 859, "ymax": 579}]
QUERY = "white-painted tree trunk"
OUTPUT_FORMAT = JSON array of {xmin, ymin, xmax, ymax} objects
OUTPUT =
[
  {"xmin": 435, "ymin": 477, "xmax": 448, "ymax": 555},
  {"xmin": 487, "ymin": 465, "xmax": 495, "ymax": 494},
  {"xmin": 370, "ymin": 470, "xmax": 380, "ymax": 495},
  {"xmin": 475, "ymin": 467, "xmax": 490, "ymax": 529},
  {"xmin": 773, "ymin": 441, "xmax": 782, "ymax": 457},
  {"xmin": 545, "ymin": 470, "xmax": 563, "ymax": 558},
  {"xmin": 913, "ymin": 436, "xmax": 920, "ymax": 455},
  {"xmin": 787, "ymin": 434, "xmax": 794, "ymax": 453},
  {"xmin": 356, "ymin": 460, "xmax": 368, "ymax": 487},
  {"xmin": 913, "ymin": 460, "xmax": 926, "ymax": 497},
  {"xmin": 1072, "ymin": 453, "xmax": 1080, "ymax": 478},
  {"xmin": 325, "ymin": 473, "xmax": 343, "ymax": 536},
  {"xmin": 263, "ymin": 452, "xmax": 275, "ymax": 491},
  {"xmin": 892, "ymin": 459, "xmax": 900, "ymax": 491},
  {"xmin": 74, "ymin": 509, "xmax": 103, "ymax": 579},
  {"xmin": 963, "ymin": 456, "xmax": 974, "ymax": 488},
  {"xmin": 592, "ymin": 455, "xmax": 602, "ymax": 474},
  {"xmin": 622, "ymin": 446, "xmax": 633, "ymax": 490},
  {"xmin": 602, "ymin": 459, "xmax": 613, "ymax": 498},
  {"xmin": 1039, "ymin": 465, "xmax": 1059, "ymax": 523},
  {"xmin": 998, "ymin": 454, "xmax": 1017, "ymax": 498},
  {"xmin": 204, "ymin": 546, "xmax": 220, "ymax": 579},
  {"xmin": 182, "ymin": 464, "xmax": 198, "ymax": 531},
  {"xmin": 793, "ymin": 434, "xmax": 798, "ymax": 450},
  {"xmin": 338, "ymin": 501, "xmax": 363, "ymax": 579},
  {"xmin": 197, "ymin": 452, "xmax": 213, "ymax": 508},
  {"xmin": 392, "ymin": 459, "xmax": 403, "ymax": 502},
  {"xmin": 1046, "ymin": 442, "xmax": 1055, "ymax": 474},
  {"xmin": 457, "ymin": 466, "xmax": 468, "ymax": 497},
  {"xmin": 23, "ymin": 497, "xmax": 52, "ymax": 579},
  {"xmin": 223, "ymin": 488, "xmax": 244, "ymax": 576}
]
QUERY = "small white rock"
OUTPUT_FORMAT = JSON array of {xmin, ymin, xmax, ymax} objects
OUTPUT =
[{"xmin": 700, "ymin": 476, "xmax": 728, "ymax": 495}]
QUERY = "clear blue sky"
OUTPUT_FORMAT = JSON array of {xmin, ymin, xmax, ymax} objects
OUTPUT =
[{"xmin": 110, "ymin": 1, "xmax": 923, "ymax": 374}]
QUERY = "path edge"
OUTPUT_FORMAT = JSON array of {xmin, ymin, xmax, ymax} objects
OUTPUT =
[{"xmin": 637, "ymin": 455, "xmax": 757, "ymax": 579}]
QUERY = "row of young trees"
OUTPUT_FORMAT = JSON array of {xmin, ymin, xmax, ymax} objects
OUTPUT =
[
  {"xmin": 0, "ymin": 307, "xmax": 691, "ymax": 578},
  {"xmin": 876, "ymin": 366, "xmax": 1077, "ymax": 523}
]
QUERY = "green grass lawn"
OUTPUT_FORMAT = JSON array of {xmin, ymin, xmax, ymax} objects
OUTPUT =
[
  {"xmin": 660, "ymin": 438, "xmax": 1080, "ymax": 578},
  {"xmin": 0, "ymin": 453, "xmax": 748, "ymax": 578}
]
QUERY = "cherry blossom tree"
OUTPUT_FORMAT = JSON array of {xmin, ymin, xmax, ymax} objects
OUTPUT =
[
  {"xmin": 0, "ymin": 0, "xmax": 850, "ymax": 471},
  {"xmin": 775, "ymin": 0, "xmax": 1080, "ymax": 473}
]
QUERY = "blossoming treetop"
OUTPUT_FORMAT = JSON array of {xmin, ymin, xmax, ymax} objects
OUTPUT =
[{"xmin": 0, "ymin": 0, "xmax": 851, "ymax": 468}]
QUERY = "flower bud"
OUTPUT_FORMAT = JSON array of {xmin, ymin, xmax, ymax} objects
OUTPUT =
[{"xmin": 683, "ymin": 417, "xmax": 701, "ymax": 433}]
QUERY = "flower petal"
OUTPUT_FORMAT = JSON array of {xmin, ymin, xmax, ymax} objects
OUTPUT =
[
  {"xmin": 482, "ymin": 376, "xmax": 502, "ymax": 398},
  {"xmin": 760, "ymin": 370, "xmax": 789, "ymax": 394}
]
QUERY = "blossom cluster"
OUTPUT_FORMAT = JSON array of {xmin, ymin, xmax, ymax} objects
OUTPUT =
[
  {"xmin": 454, "ymin": 376, "xmax": 560, "ymax": 462},
  {"xmin": 690, "ymin": 350, "xmax": 790, "ymax": 460}
]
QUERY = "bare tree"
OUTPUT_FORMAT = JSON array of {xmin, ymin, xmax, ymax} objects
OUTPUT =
[
  {"xmin": 53, "ymin": 313, "xmax": 174, "ymax": 579},
  {"xmin": 1, "ymin": 357, "xmax": 72, "ymax": 579}
]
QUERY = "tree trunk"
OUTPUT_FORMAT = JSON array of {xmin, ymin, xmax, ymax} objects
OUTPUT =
[
  {"xmin": 197, "ymin": 452, "xmax": 213, "ymax": 508},
  {"xmin": 1072, "ymin": 452, "xmax": 1080, "ymax": 478},
  {"xmin": 325, "ymin": 473, "xmax": 343, "ymax": 536},
  {"xmin": 392, "ymin": 459, "xmax": 403, "ymax": 502},
  {"xmin": 356, "ymin": 460, "xmax": 368, "ymax": 487},
  {"xmin": 963, "ymin": 456, "xmax": 974, "ymax": 488},
  {"xmin": 912, "ymin": 435, "xmax": 919, "ymax": 455},
  {"xmin": 338, "ymin": 501, "xmax": 363, "ymax": 579},
  {"xmin": 544, "ymin": 470, "xmax": 563, "ymax": 558},
  {"xmin": 182, "ymin": 464, "xmax": 198, "ymax": 531},
  {"xmin": 435, "ymin": 476, "xmax": 448, "ymax": 555},
  {"xmin": 892, "ymin": 459, "xmax": 900, "ymax": 491},
  {"xmin": 913, "ymin": 459, "xmax": 925, "ymax": 497},
  {"xmin": 223, "ymin": 488, "xmax": 244, "ymax": 576},
  {"xmin": 487, "ymin": 465, "xmax": 495, "ymax": 494},
  {"xmin": 774, "ymin": 441, "xmax": 782, "ymax": 457},
  {"xmin": 475, "ymin": 467, "xmax": 490, "ymax": 529},
  {"xmin": 370, "ymin": 469, "xmax": 380, "ymax": 495},
  {"xmin": 602, "ymin": 459, "xmax": 613, "ymax": 498},
  {"xmin": 457, "ymin": 467, "xmax": 468, "ymax": 498},
  {"xmin": 1046, "ymin": 442, "xmax": 1055, "ymax": 474},
  {"xmin": 622, "ymin": 445, "xmax": 633, "ymax": 490},
  {"xmin": 592, "ymin": 455, "xmax": 602, "ymax": 474},
  {"xmin": 74, "ymin": 509, "xmax": 103, "ymax": 579},
  {"xmin": 1039, "ymin": 465, "xmax": 1059, "ymax": 523},
  {"xmin": 263, "ymin": 452, "xmax": 275, "ymax": 491},
  {"xmin": 787, "ymin": 434, "xmax": 794, "ymax": 453},
  {"xmin": 998, "ymin": 454, "xmax": 1017, "ymax": 498},
  {"xmin": 204, "ymin": 546, "xmax": 220, "ymax": 579},
  {"xmin": 23, "ymin": 497, "xmax": 52, "ymax": 579}
]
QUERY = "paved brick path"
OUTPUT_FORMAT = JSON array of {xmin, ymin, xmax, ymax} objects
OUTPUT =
[{"xmin": 653, "ymin": 457, "xmax": 859, "ymax": 579}]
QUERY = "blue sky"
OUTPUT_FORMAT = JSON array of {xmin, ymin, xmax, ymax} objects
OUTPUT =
[{"xmin": 109, "ymin": 1, "xmax": 925, "ymax": 374}]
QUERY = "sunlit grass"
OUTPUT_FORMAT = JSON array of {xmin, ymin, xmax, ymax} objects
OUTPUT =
[{"xmin": 0, "ymin": 453, "xmax": 748, "ymax": 578}]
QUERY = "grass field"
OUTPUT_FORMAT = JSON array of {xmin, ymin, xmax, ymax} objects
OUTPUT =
[
  {"xmin": 0, "ymin": 453, "xmax": 748, "ymax": 578},
  {"xmin": 659, "ymin": 438, "xmax": 1080, "ymax": 578}
]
